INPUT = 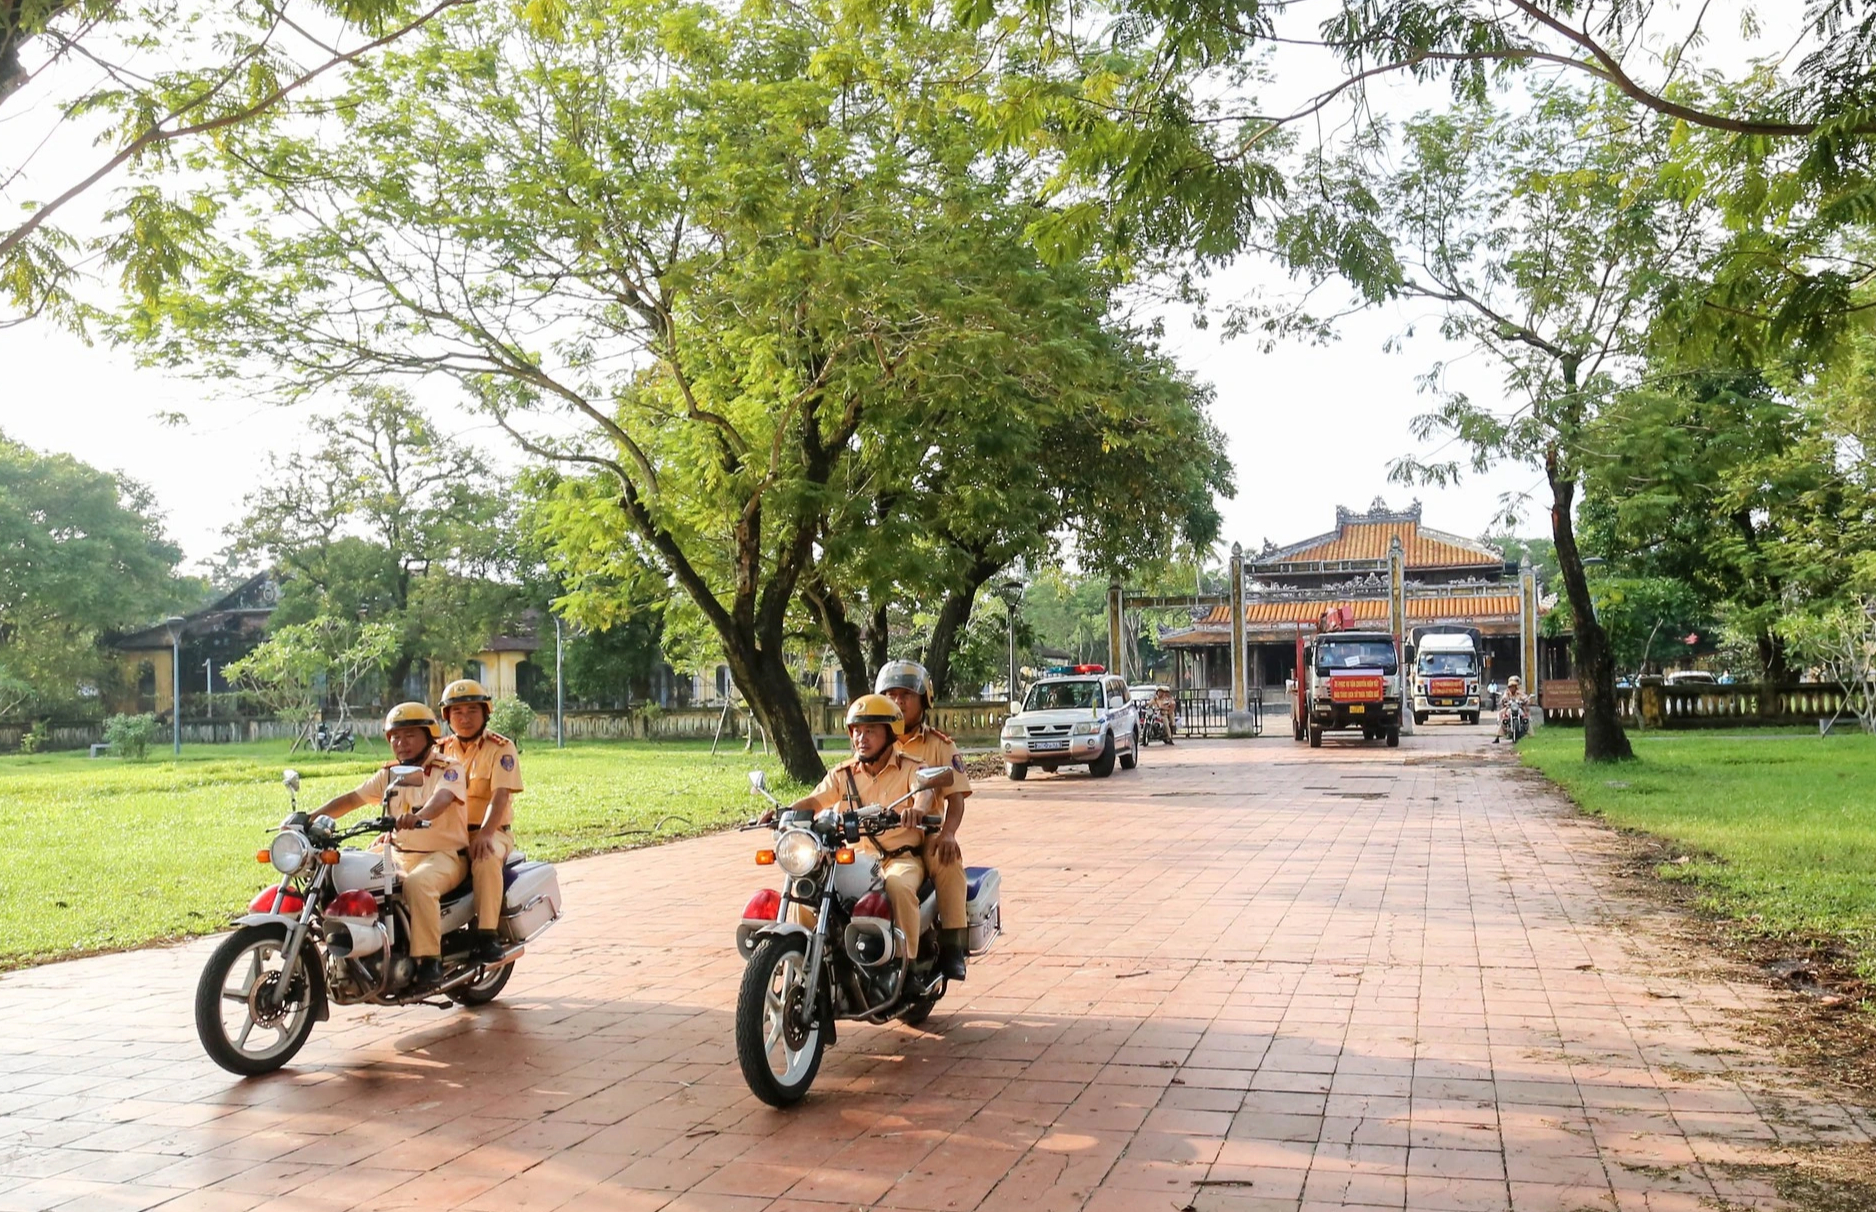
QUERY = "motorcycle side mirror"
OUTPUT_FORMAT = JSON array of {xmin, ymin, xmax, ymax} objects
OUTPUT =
[
  {"xmin": 389, "ymin": 764, "xmax": 425, "ymax": 786},
  {"xmin": 747, "ymin": 770, "xmax": 768, "ymax": 794},
  {"xmin": 282, "ymin": 769, "xmax": 301, "ymax": 794},
  {"xmin": 912, "ymin": 765, "xmax": 954, "ymax": 792}
]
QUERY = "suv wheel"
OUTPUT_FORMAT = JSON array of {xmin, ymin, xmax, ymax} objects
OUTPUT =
[
  {"xmin": 1088, "ymin": 733, "xmax": 1117, "ymax": 778},
  {"xmin": 1005, "ymin": 761, "xmax": 1028, "ymax": 781},
  {"xmin": 1119, "ymin": 729, "xmax": 1138, "ymax": 771}
]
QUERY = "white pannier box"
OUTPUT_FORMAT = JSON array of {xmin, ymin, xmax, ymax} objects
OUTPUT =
[
  {"xmin": 964, "ymin": 866, "xmax": 1001, "ymax": 955},
  {"xmin": 500, "ymin": 860, "xmax": 563, "ymax": 943}
]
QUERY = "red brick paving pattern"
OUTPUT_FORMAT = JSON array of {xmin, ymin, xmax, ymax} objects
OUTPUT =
[{"xmin": 1, "ymin": 728, "xmax": 1867, "ymax": 1211}]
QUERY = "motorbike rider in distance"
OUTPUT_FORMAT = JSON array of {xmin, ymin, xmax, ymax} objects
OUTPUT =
[
  {"xmin": 875, "ymin": 660, "xmax": 971, "ymax": 981},
  {"xmin": 311, "ymin": 703, "xmax": 470, "ymax": 986},
  {"xmin": 437, "ymin": 678, "xmax": 522, "ymax": 965},
  {"xmin": 762, "ymin": 695, "xmax": 938, "ymax": 962},
  {"xmin": 1495, "ymin": 675, "xmax": 1532, "ymax": 744}
]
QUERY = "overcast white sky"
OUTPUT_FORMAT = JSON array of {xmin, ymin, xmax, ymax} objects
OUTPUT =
[{"xmin": 0, "ymin": 2, "xmax": 1799, "ymax": 571}]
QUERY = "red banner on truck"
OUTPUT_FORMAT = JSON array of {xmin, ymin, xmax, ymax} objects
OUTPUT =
[
  {"xmin": 1329, "ymin": 675, "xmax": 1385, "ymax": 703},
  {"xmin": 1428, "ymin": 677, "xmax": 1467, "ymax": 698}
]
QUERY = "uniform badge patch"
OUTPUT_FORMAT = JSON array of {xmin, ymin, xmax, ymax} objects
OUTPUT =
[
  {"xmin": 500, "ymin": 754, "xmax": 516, "ymax": 771},
  {"xmin": 952, "ymin": 754, "xmax": 965, "ymax": 771},
  {"xmin": 443, "ymin": 769, "xmax": 459, "ymax": 782}
]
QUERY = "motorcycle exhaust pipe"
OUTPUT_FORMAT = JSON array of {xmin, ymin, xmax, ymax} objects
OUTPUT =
[
  {"xmin": 431, "ymin": 944, "xmax": 527, "ymax": 994},
  {"xmin": 325, "ymin": 917, "xmax": 387, "ymax": 960}
]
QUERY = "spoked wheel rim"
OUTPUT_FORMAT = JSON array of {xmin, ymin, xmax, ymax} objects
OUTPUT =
[
  {"xmin": 759, "ymin": 949, "xmax": 820, "ymax": 1086},
  {"xmin": 212, "ymin": 934, "xmax": 313, "ymax": 1065}
]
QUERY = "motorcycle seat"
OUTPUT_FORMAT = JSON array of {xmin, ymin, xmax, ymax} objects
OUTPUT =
[{"xmin": 916, "ymin": 877, "xmax": 935, "ymax": 901}]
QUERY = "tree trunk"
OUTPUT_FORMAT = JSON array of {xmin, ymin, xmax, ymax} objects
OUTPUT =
[
  {"xmin": 803, "ymin": 576, "xmax": 870, "ymax": 701},
  {"xmin": 866, "ymin": 602, "xmax": 889, "ymax": 676},
  {"xmin": 1757, "ymin": 627, "xmax": 1793, "ymax": 686},
  {"xmin": 720, "ymin": 634, "xmax": 826, "ymax": 784},
  {"xmin": 1548, "ymin": 447, "xmax": 1633, "ymax": 762},
  {"xmin": 924, "ymin": 560, "xmax": 999, "ymax": 699},
  {"xmin": 385, "ymin": 653, "xmax": 414, "ymax": 712}
]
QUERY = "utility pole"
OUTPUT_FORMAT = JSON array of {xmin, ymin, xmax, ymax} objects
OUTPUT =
[
  {"xmin": 555, "ymin": 614, "xmax": 565, "ymax": 749},
  {"xmin": 165, "ymin": 616, "xmax": 185, "ymax": 756}
]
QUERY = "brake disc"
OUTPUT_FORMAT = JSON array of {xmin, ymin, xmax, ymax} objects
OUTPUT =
[{"xmin": 782, "ymin": 983, "xmax": 813, "ymax": 1050}]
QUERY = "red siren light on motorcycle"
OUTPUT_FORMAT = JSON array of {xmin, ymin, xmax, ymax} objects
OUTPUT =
[
  {"xmin": 328, "ymin": 889, "xmax": 376, "ymax": 918},
  {"xmin": 248, "ymin": 885, "xmax": 305, "ymax": 914},
  {"xmin": 743, "ymin": 888, "xmax": 781, "ymax": 920}
]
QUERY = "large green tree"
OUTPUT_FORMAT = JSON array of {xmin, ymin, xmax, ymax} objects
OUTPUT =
[
  {"xmin": 125, "ymin": 0, "xmax": 1225, "ymax": 781},
  {"xmin": 228, "ymin": 385, "xmax": 522, "ymax": 704},
  {"xmin": 0, "ymin": 431, "xmax": 193, "ymax": 716}
]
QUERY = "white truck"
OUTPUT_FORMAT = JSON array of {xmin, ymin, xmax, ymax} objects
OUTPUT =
[{"xmin": 1410, "ymin": 628, "xmax": 1482, "ymax": 725}]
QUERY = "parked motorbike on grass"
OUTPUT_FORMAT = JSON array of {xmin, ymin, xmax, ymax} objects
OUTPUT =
[
  {"xmin": 311, "ymin": 721, "xmax": 355, "ymax": 752},
  {"xmin": 194, "ymin": 767, "xmax": 563, "ymax": 1075},
  {"xmin": 732, "ymin": 767, "xmax": 1002, "ymax": 1106}
]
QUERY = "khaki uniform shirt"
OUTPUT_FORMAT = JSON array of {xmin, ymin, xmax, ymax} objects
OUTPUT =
[
  {"xmin": 800, "ymin": 749, "xmax": 925, "ymax": 853},
  {"xmin": 350, "ymin": 751, "xmax": 469, "ymax": 853},
  {"xmin": 440, "ymin": 730, "xmax": 524, "ymax": 829},
  {"xmin": 895, "ymin": 723, "xmax": 971, "ymax": 801}
]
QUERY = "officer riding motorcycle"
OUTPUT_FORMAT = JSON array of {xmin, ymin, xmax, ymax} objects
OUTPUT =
[{"xmin": 437, "ymin": 678, "xmax": 523, "ymax": 965}]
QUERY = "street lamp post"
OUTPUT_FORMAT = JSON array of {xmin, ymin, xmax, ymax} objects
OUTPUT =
[
  {"xmin": 164, "ymin": 616, "xmax": 186, "ymax": 756},
  {"xmin": 995, "ymin": 579, "xmax": 1024, "ymax": 712},
  {"xmin": 555, "ymin": 614, "xmax": 565, "ymax": 749}
]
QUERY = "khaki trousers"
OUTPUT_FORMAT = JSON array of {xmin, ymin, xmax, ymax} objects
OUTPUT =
[
  {"xmin": 468, "ymin": 826, "xmax": 514, "ymax": 930},
  {"xmin": 395, "ymin": 849, "xmax": 467, "ymax": 958},
  {"xmin": 877, "ymin": 853, "xmax": 927, "ymax": 959},
  {"xmin": 923, "ymin": 838, "xmax": 967, "ymax": 930}
]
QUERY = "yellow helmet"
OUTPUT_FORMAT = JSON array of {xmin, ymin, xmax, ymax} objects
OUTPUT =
[
  {"xmin": 384, "ymin": 702, "xmax": 442, "ymax": 739},
  {"xmin": 439, "ymin": 678, "xmax": 492, "ymax": 711},
  {"xmin": 845, "ymin": 693, "xmax": 905, "ymax": 737}
]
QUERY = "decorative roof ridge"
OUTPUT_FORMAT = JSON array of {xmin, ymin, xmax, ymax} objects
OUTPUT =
[
  {"xmin": 1334, "ymin": 495, "xmax": 1422, "ymax": 527},
  {"xmin": 1413, "ymin": 524, "xmax": 1504, "ymax": 561}
]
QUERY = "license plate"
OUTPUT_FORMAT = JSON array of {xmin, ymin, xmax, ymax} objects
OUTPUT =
[
  {"xmin": 1346, "ymin": 704, "xmax": 1365, "ymax": 714},
  {"xmin": 1031, "ymin": 740, "xmax": 1068, "ymax": 752}
]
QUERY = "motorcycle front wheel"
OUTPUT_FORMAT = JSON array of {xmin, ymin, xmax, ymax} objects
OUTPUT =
[
  {"xmin": 735, "ymin": 935, "xmax": 826, "ymax": 1107},
  {"xmin": 195, "ymin": 924, "xmax": 321, "ymax": 1076}
]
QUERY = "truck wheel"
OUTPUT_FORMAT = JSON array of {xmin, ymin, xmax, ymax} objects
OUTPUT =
[
  {"xmin": 1005, "ymin": 762, "xmax": 1028, "ymax": 781},
  {"xmin": 1463, "ymin": 712, "xmax": 1478, "ymax": 725},
  {"xmin": 1119, "ymin": 730, "xmax": 1138, "ymax": 771},
  {"xmin": 1089, "ymin": 733, "xmax": 1117, "ymax": 778},
  {"xmin": 1385, "ymin": 727, "xmax": 1400, "ymax": 747},
  {"xmin": 1307, "ymin": 724, "xmax": 1322, "ymax": 749},
  {"xmin": 1414, "ymin": 712, "xmax": 1428, "ymax": 725},
  {"xmin": 1292, "ymin": 718, "xmax": 1305, "ymax": 742}
]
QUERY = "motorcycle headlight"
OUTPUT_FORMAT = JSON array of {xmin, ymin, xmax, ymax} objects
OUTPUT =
[
  {"xmin": 774, "ymin": 829, "xmax": 822, "ymax": 877},
  {"xmin": 1071, "ymin": 721, "xmax": 1101, "ymax": 735},
  {"xmin": 269, "ymin": 830, "xmax": 312, "ymax": 875}
]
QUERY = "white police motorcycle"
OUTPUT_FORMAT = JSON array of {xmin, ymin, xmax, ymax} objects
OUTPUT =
[
  {"xmin": 194, "ymin": 768, "xmax": 562, "ymax": 1075},
  {"xmin": 732, "ymin": 766, "xmax": 1001, "ymax": 1105}
]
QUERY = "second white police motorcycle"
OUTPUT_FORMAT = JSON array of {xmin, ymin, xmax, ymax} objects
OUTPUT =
[{"xmin": 732, "ymin": 766, "xmax": 1001, "ymax": 1105}]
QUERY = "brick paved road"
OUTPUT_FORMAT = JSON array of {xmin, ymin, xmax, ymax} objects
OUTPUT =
[{"xmin": 1, "ymin": 728, "xmax": 1868, "ymax": 1211}]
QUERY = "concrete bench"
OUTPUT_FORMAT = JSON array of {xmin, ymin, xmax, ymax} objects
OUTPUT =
[{"xmin": 89, "ymin": 743, "xmax": 112, "ymax": 758}]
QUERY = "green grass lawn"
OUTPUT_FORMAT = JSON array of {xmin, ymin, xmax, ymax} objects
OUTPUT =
[
  {"xmin": 0, "ymin": 738, "xmax": 806, "ymax": 970},
  {"xmin": 1522, "ymin": 727, "xmax": 1876, "ymax": 971}
]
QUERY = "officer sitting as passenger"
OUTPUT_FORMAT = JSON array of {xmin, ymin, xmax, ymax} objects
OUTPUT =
[
  {"xmin": 874, "ymin": 660, "xmax": 972, "ymax": 980},
  {"xmin": 436, "ymin": 678, "xmax": 522, "ymax": 965},
  {"xmin": 313, "ymin": 703, "xmax": 469, "ymax": 986}
]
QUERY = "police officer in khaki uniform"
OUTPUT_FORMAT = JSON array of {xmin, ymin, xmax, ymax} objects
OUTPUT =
[
  {"xmin": 437, "ymin": 679, "xmax": 521, "ymax": 963},
  {"xmin": 774, "ymin": 695, "xmax": 937, "ymax": 960},
  {"xmin": 313, "ymin": 703, "xmax": 468, "ymax": 985},
  {"xmin": 875, "ymin": 660, "xmax": 972, "ymax": 980}
]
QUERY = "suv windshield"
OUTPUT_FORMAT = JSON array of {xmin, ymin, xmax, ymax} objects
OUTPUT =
[
  {"xmin": 1418, "ymin": 653, "xmax": 1475, "ymax": 676},
  {"xmin": 1023, "ymin": 681, "xmax": 1100, "ymax": 711},
  {"xmin": 1318, "ymin": 640, "xmax": 1397, "ymax": 672}
]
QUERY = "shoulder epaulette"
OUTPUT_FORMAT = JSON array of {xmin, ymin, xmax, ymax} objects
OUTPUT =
[
  {"xmin": 487, "ymin": 731, "xmax": 511, "ymax": 746},
  {"xmin": 924, "ymin": 726, "xmax": 954, "ymax": 745}
]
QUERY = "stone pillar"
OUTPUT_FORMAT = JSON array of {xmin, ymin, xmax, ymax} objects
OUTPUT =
[
  {"xmin": 1106, "ymin": 580, "xmax": 1124, "ymax": 678},
  {"xmin": 1519, "ymin": 557, "xmax": 1541, "ymax": 726},
  {"xmin": 1388, "ymin": 537, "xmax": 1411, "ymax": 735},
  {"xmin": 1227, "ymin": 543, "xmax": 1255, "ymax": 737}
]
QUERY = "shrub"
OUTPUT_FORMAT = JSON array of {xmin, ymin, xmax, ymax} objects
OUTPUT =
[
  {"xmin": 17, "ymin": 720, "xmax": 48, "ymax": 755},
  {"xmin": 104, "ymin": 713, "xmax": 160, "ymax": 761},
  {"xmin": 489, "ymin": 697, "xmax": 537, "ymax": 747}
]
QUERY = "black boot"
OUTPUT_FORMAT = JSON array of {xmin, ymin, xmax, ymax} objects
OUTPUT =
[
  {"xmin": 472, "ymin": 930, "xmax": 505, "ymax": 964},
  {"xmin": 414, "ymin": 956, "xmax": 444, "ymax": 986},
  {"xmin": 938, "ymin": 928, "xmax": 970, "ymax": 981}
]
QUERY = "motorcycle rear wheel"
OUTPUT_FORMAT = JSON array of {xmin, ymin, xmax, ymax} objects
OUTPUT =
[
  {"xmin": 899, "ymin": 991, "xmax": 942, "ymax": 1028},
  {"xmin": 736, "ymin": 935, "xmax": 826, "ymax": 1107},
  {"xmin": 195, "ymin": 924, "xmax": 321, "ymax": 1076},
  {"xmin": 451, "ymin": 961, "xmax": 514, "ymax": 1006}
]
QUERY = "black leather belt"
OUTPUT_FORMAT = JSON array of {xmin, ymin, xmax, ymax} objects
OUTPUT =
[{"xmin": 467, "ymin": 823, "xmax": 512, "ymax": 832}]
